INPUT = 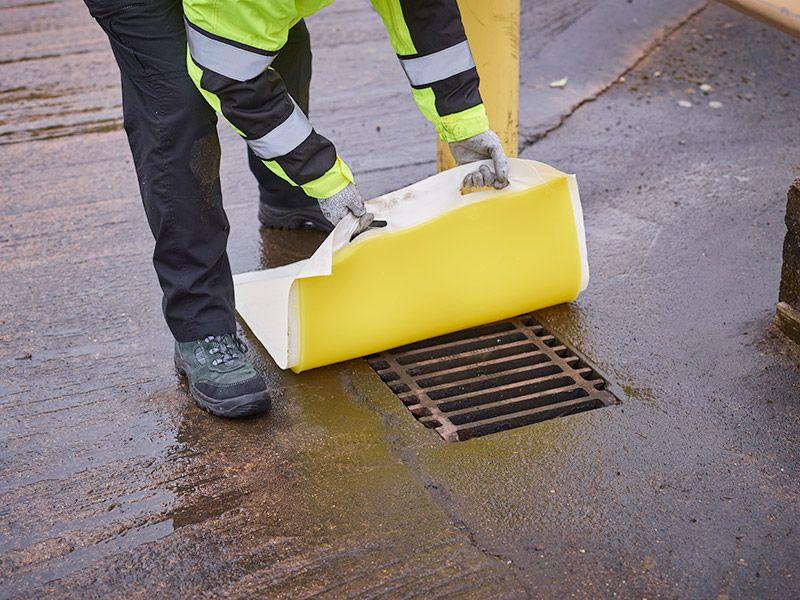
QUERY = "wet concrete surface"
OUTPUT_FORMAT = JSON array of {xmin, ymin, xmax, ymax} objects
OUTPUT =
[{"xmin": 2, "ymin": 0, "xmax": 800, "ymax": 598}]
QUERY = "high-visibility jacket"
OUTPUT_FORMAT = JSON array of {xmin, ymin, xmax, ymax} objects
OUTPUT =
[{"xmin": 183, "ymin": 0, "xmax": 490, "ymax": 199}]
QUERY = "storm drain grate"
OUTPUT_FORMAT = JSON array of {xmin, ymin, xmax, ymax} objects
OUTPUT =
[{"xmin": 367, "ymin": 315, "xmax": 618, "ymax": 442}]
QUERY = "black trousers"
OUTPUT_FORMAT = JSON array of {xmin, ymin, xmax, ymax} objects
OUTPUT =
[{"xmin": 84, "ymin": 0, "xmax": 312, "ymax": 341}]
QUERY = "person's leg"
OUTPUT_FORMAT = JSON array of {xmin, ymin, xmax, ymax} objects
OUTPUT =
[
  {"xmin": 84, "ymin": 0, "xmax": 269, "ymax": 417},
  {"xmin": 84, "ymin": 0, "xmax": 236, "ymax": 341},
  {"xmin": 244, "ymin": 20, "xmax": 332, "ymax": 231}
]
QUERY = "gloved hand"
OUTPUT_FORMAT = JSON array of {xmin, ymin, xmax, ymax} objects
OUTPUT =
[
  {"xmin": 318, "ymin": 184, "xmax": 374, "ymax": 235},
  {"xmin": 449, "ymin": 130, "xmax": 510, "ymax": 191}
]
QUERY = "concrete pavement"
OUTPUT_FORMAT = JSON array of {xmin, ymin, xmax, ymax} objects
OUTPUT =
[{"xmin": 2, "ymin": 1, "xmax": 799, "ymax": 598}]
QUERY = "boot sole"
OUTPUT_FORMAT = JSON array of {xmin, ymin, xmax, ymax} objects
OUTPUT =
[
  {"xmin": 174, "ymin": 353, "xmax": 270, "ymax": 419},
  {"xmin": 258, "ymin": 202, "xmax": 333, "ymax": 233}
]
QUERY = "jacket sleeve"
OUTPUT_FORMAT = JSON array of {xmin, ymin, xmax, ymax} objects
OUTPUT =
[
  {"xmin": 183, "ymin": 8, "xmax": 354, "ymax": 200},
  {"xmin": 369, "ymin": 0, "xmax": 490, "ymax": 142}
]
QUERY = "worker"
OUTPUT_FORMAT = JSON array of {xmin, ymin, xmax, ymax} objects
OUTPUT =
[
  {"xmin": 88, "ymin": 0, "xmax": 510, "ymax": 419},
  {"xmin": 83, "ymin": 0, "xmax": 328, "ymax": 419},
  {"xmin": 178, "ymin": 0, "xmax": 509, "ymax": 413}
]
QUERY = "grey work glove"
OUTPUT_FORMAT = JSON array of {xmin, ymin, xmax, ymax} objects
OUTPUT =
[
  {"xmin": 318, "ymin": 183, "xmax": 374, "ymax": 235},
  {"xmin": 449, "ymin": 130, "xmax": 510, "ymax": 191}
]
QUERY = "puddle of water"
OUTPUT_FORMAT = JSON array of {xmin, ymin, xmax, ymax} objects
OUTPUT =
[{"xmin": 0, "ymin": 118, "xmax": 123, "ymax": 145}]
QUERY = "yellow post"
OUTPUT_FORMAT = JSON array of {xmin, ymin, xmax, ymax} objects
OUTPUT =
[{"xmin": 438, "ymin": 0, "xmax": 520, "ymax": 171}]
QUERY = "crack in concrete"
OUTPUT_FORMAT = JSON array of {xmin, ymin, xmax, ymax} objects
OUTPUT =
[
  {"xmin": 396, "ymin": 445, "xmax": 533, "ymax": 599},
  {"xmin": 343, "ymin": 371, "xmax": 532, "ymax": 598},
  {"xmin": 519, "ymin": 2, "xmax": 710, "ymax": 152}
]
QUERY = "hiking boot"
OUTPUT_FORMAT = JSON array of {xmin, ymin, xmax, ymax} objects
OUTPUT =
[
  {"xmin": 174, "ymin": 334, "xmax": 270, "ymax": 418},
  {"xmin": 258, "ymin": 199, "xmax": 334, "ymax": 233}
]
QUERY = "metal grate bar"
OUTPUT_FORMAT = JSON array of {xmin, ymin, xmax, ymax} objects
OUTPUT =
[
  {"xmin": 414, "ymin": 359, "xmax": 584, "ymax": 399},
  {"xmin": 441, "ymin": 396, "xmax": 605, "ymax": 440},
  {"xmin": 398, "ymin": 366, "xmax": 582, "ymax": 406},
  {"xmin": 404, "ymin": 340, "xmax": 544, "ymax": 375},
  {"xmin": 389, "ymin": 321, "xmax": 517, "ymax": 355},
  {"xmin": 367, "ymin": 313, "xmax": 618, "ymax": 441},
  {"xmin": 419, "ymin": 381, "xmax": 588, "ymax": 424},
  {"xmin": 394, "ymin": 332, "xmax": 534, "ymax": 366}
]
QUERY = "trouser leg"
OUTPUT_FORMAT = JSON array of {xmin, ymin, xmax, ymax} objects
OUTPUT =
[{"xmin": 84, "ymin": 0, "xmax": 236, "ymax": 341}]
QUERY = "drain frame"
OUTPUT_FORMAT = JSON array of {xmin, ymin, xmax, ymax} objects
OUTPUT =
[{"xmin": 367, "ymin": 314, "xmax": 619, "ymax": 442}]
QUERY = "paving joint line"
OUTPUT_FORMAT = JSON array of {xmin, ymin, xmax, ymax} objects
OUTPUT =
[
  {"xmin": 342, "ymin": 369, "xmax": 533, "ymax": 598},
  {"xmin": 396, "ymin": 443, "xmax": 533, "ymax": 599},
  {"xmin": 519, "ymin": 2, "xmax": 710, "ymax": 152}
]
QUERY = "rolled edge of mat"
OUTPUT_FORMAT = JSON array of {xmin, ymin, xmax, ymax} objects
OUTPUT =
[{"xmin": 568, "ymin": 173, "xmax": 590, "ymax": 293}]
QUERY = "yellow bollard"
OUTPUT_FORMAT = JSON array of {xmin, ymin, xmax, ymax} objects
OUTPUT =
[{"xmin": 438, "ymin": 0, "xmax": 520, "ymax": 171}]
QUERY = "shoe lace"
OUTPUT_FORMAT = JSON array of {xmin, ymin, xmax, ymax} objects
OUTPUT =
[{"xmin": 203, "ymin": 334, "xmax": 247, "ymax": 367}]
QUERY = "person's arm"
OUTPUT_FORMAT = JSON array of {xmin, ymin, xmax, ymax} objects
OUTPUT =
[
  {"xmin": 370, "ymin": 0, "xmax": 487, "ymax": 141},
  {"xmin": 369, "ymin": 0, "xmax": 509, "ymax": 188},
  {"xmin": 182, "ymin": 10, "xmax": 371, "ymax": 231}
]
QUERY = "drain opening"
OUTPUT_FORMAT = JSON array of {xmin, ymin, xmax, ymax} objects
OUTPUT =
[{"xmin": 367, "ymin": 314, "xmax": 618, "ymax": 442}]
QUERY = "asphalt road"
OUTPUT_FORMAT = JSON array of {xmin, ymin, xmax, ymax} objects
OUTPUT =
[{"xmin": 2, "ymin": 0, "xmax": 799, "ymax": 598}]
